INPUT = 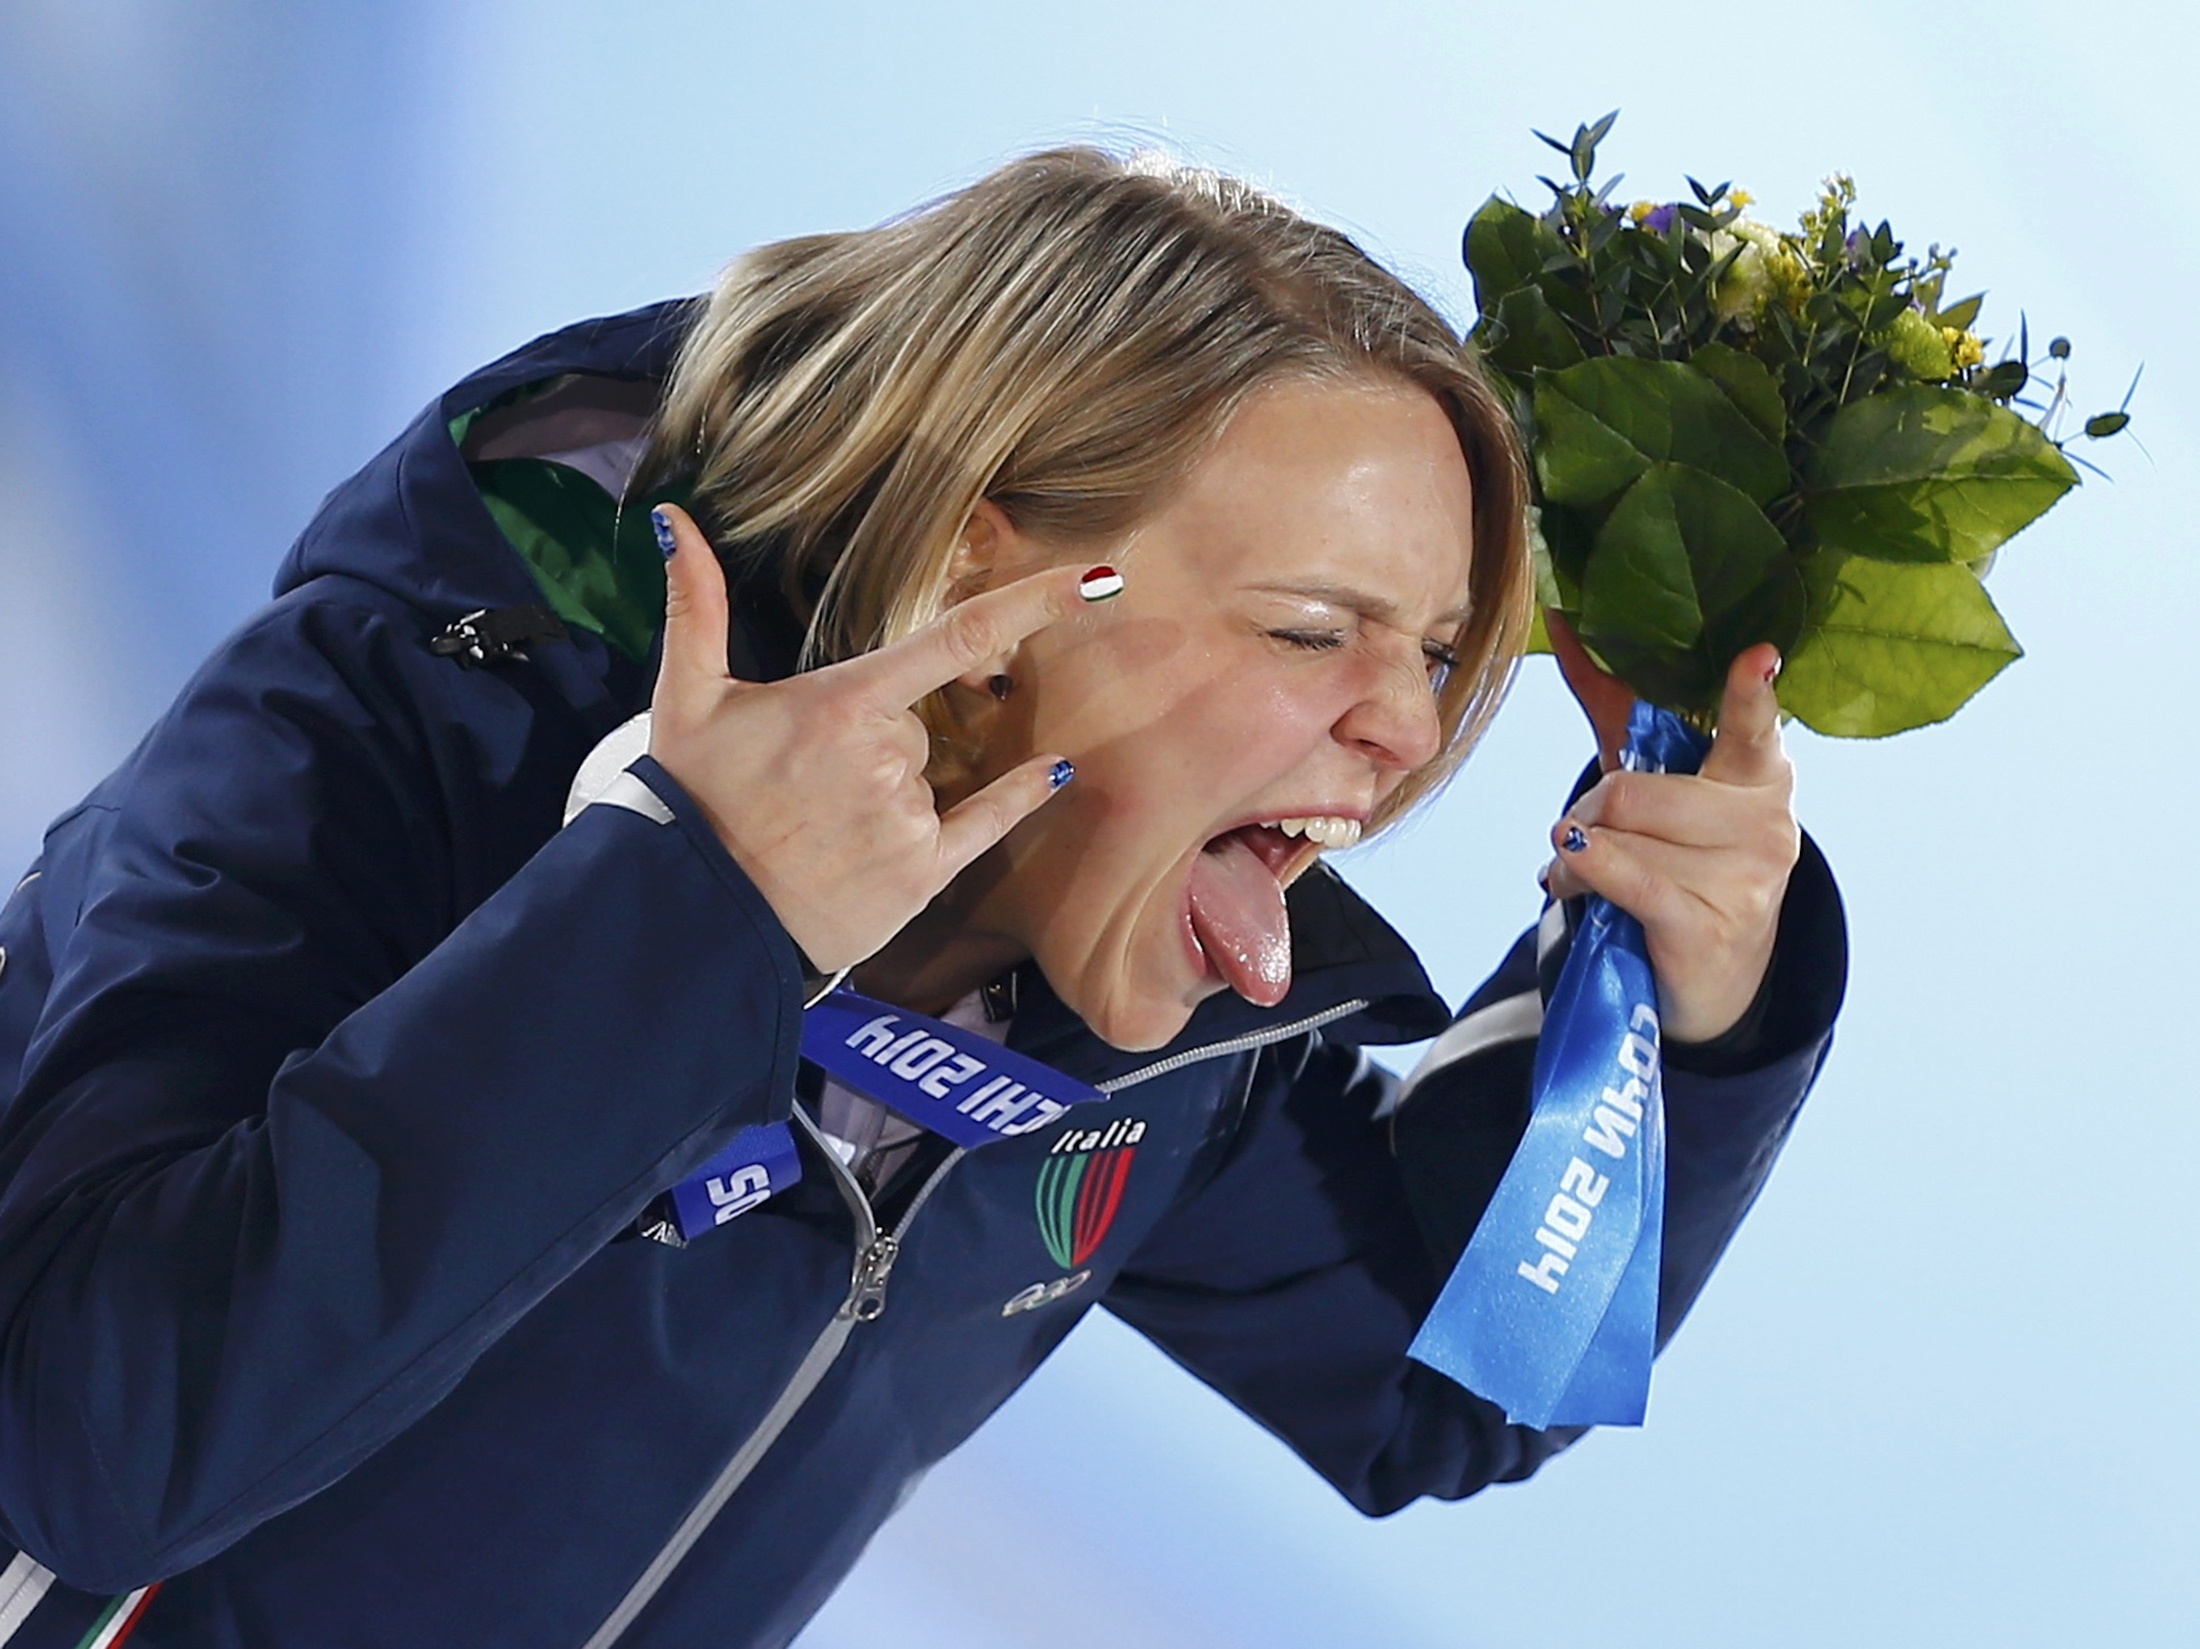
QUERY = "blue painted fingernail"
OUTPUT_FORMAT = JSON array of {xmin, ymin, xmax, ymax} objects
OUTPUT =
[
  {"xmin": 1048, "ymin": 758, "xmax": 1075, "ymax": 791},
  {"xmin": 651, "ymin": 508, "xmax": 676, "ymax": 558},
  {"xmin": 1562, "ymin": 824, "xmax": 1589, "ymax": 854}
]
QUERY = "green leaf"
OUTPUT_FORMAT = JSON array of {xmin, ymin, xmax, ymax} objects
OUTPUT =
[
  {"xmin": 1527, "ymin": 507, "xmax": 1567, "ymax": 609},
  {"xmin": 1779, "ymin": 556, "xmax": 2021, "ymax": 737},
  {"xmin": 1463, "ymin": 197, "xmax": 1561, "ymax": 310},
  {"xmin": 1576, "ymin": 464, "xmax": 1806, "ymax": 712},
  {"xmin": 1536, "ymin": 502, "xmax": 1598, "ymax": 590},
  {"xmin": 2085, "ymin": 410, "xmax": 2130, "ymax": 438},
  {"xmin": 1804, "ymin": 386, "xmax": 2078, "ymax": 563},
  {"xmin": 1532, "ymin": 356, "xmax": 1791, "ymax": 508},
  {"xmin": 1688, "ymin": 343, "xmax": 1787, "ymax": 442},
  {"xmin": 1570, "ymin": 115, "xmax": 1608, "ymax": 182},
  {"xmin": 1483, "ymin": 287, "xmax": 1586, "ymax": 379},
  {"xmin": 1864, "ymin": 293, "xmax": 1911, "ymax": 334},
  {"xmin": 1533, "ymin": 384, "xmax": 1653, "ymax": 505}
]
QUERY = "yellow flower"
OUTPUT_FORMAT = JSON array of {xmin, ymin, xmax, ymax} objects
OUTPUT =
[
  {"xmin": 1728, "ymin": 188, "xmax": 1755, "ymax": 210},
  {"xmin": 1945, "ymin": 327, "xmax": 1985, "ymax": 370},
  {"xmin": 1769, "ymin": 247, "xmax": 1812, "ymax": 314},
  {"xmin": 1629, "ymin": 201, "xmax": 1657, "ymax": 224}
]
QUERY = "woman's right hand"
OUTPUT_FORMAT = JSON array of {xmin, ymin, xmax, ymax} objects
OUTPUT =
[{"xmin": 647, "ymin": 504, "xmax": 1084, "ymax": 974}]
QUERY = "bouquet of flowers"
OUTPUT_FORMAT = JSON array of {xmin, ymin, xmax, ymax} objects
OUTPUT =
[
  {"xmin": 1466, "ymin": 113, "xmax": 2135, "ymax": 735},
  {"xmin": 1410, "ymin": 118, "xmax": 2136, "ymax": 1424}
]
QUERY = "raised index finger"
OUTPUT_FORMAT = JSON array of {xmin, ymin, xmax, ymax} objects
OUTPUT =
[
  {"xmin": 847, "ymin": 563, "xmax": 1120, "ymax": 708},
  {"xmin": 1701, "ymin": 642, "xmax": 1786, "ymax": 784}
]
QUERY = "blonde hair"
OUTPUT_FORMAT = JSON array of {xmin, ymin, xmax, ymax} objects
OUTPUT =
[{"xmin": 641, "ymin": 146, "xmax": 1531, "ymax": 832}]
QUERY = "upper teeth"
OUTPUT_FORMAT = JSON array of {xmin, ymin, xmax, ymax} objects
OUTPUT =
[{"xmin": 1264, "ymin": 816, "xmax": 1362, "ymax": 850}]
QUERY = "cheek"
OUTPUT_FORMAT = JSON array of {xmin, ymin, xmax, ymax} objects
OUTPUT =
[
  {"xmin": 1020, "ymin": 625, "xmax": 1355, "ymax": 889},
  {"xmin": 1089, "ymin": 664, "xmax": 1336, "ymax": 818},
  {"xmin": 1199, "ymin": 672, "xmax": 1334, "ymax": 776},
  {"xmin": 1190, "ymin": 638, "xmax": 1367, "ymax": 753}
]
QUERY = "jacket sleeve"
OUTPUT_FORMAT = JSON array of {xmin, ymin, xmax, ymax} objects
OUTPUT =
[
  {"xmin": 1101, "ymin": 833, "xmax": 1846, "ymax": 1516},
  {"xmin": 0, "ymin": 592, "xmax": 803, "ymax": 1591}
]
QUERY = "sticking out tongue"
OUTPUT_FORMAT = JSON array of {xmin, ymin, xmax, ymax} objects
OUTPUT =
[{"xmin": 1187, "ymin": 830, "xmax": 1293, "ymax": 1007}]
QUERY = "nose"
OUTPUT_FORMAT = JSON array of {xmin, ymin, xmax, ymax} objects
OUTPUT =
[{"xmin": 1333, "ymin": 654, "xmax": 1444, "ymax": 773}]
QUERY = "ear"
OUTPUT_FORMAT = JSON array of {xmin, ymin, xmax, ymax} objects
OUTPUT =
[
  {"xmin": 945, "ymin": 498, "xmax": 1025, "ymax": 692},
  {"xmin": 947, "ymin": 498, "xmax": 1019, "ymax": 593}
]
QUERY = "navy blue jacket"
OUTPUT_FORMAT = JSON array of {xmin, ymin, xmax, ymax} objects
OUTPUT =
[{"xmin": 0, "ymin": 304, "xmax": 1846, "ymax": 1649}]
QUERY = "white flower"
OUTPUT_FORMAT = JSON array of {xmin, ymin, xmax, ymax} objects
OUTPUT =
[{"xmin": 1709, "ymin": 217, "xmax": 1786, "ymax": 327}]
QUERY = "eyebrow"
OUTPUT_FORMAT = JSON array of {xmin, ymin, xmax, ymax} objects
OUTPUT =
[{"xmin": 1248, "ymin": 580, "xmax": 1474, "ymax": 631}]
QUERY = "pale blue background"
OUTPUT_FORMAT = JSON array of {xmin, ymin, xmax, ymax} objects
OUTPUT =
[{"xmin": 2, "ymin": 3, "xmax": 2192, "ymax": 1643}]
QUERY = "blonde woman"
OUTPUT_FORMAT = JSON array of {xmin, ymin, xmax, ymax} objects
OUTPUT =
[{"xmin": 0, "ymin": 150, "xmax": 1842, "ymax": 1648}]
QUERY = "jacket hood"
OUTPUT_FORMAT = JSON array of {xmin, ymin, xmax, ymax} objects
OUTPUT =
[{"xmin": 272, "ymin": 300, "xmax": 699, "ymax": 616}]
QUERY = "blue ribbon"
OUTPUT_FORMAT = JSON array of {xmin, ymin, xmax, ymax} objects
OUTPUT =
[
  {"xmin": 660, "ymin": 987, "xmax": 1108, "ymax": 1241},
  {"xmin": 1408, "ymin": 702, "xmax": 1708, "ymax": 1428}
]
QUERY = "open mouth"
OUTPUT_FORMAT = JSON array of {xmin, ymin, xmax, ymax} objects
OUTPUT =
[
  {"xmin": 1183, "ymin": 815, "xmax": 1363, "ymax": 1007},
  {"xmin": 1219, "ymin": 822, "xmax": 1299, "ymax": 876}
]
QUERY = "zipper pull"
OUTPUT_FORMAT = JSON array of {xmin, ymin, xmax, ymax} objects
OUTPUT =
[{"xmin": 849, "ymin": 1233, "xmax": 901, "ymax": 1322}]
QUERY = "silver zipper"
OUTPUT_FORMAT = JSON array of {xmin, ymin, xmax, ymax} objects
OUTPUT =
[
  {"xmin": 581, "ymin": 1114, "xmax": 963, "ymax": 1649},
  {"xmin": 848, "ymin": 1233, "xmax": 899, "ymax": 1322},
  {"xmin": 1096, "ymin": 998, "xmax": 1371, "ymax": 1092},
  {"xmin": 584, "ymin": 995, "xmax": 1367, "ymax": 1645}
]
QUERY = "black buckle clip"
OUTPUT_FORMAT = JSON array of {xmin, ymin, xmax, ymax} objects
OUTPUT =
[{"xmin": 430, "ymin": 603, "xmax": 569, "ymax": 668}]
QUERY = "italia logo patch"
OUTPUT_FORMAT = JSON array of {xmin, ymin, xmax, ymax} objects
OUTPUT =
[{"xmin": 1034, "ymin": 1117, "xmax": 1145, "ymax": 1270}]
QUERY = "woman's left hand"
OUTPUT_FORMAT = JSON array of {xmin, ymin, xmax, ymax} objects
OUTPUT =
[{"xmin": 1543, "ymin": 618, "xmax": 1800, "ymax": 1045}]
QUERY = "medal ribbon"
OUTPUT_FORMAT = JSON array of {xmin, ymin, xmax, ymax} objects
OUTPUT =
[
  {"xmin": 661, "ymin": 988, "xmax": 1107, "ymax": 1241},
  {"xmin": 1407, "ymin": 702, "xmax": 1708, "ymax": 1428}
]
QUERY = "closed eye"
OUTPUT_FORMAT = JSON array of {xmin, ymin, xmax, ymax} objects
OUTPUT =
[
  {"xmin": 1424, "ymin": 639, "xmax": 1460, "ymax": 689},
  {"xmin": 1268, "ymin": 628, "xmax": 1347, "ymax": 652},
  {"xmin": 1272, "ymin": 627, "xmax": 1459, "ymax": 689}
]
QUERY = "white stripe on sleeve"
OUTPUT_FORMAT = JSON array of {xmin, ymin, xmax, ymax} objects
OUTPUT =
[
  {"xmin": 1377, "ymin": 989, "xmax": 1543, "ymax": 1119},
  {"xmin": 592, "ymin": 770, "xmax": 676, "ymax": 826},
  {"xmin": 0, "ymin": 1552, "xmax": 56, "ymax": 1645}
]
